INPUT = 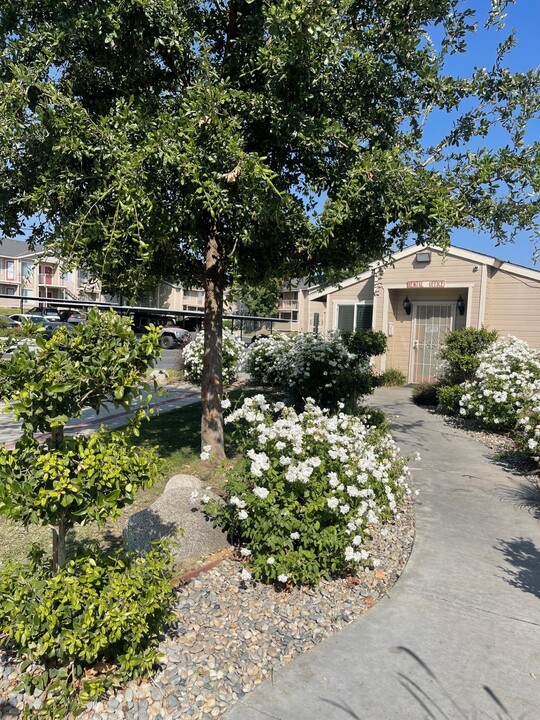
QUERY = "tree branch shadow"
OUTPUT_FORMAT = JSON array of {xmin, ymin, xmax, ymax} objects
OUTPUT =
[
  {"xmin": 496, "ymin": 536, "xmax": 540, "ymax": 599},
  {"xmin": 320, "ymin": 646, "xmax": 528, "ymax": 719},
  {"xmin": 122, "ymin": 508, "xmax": 178, "ymax": 553}
]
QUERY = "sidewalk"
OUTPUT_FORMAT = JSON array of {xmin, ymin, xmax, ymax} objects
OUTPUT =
[
  {"xmin": 224, "ymin": 386, "xmax": 540, "ymax": 720},
  {"xmin": 0, "ymin": 383, "xmax": 200, "ymax": 449}
]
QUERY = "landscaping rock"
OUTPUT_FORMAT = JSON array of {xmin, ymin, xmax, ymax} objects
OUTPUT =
[
  {"xmin": 123, "ymin": 474, "xmax": 229, "ymax": 563},
  {"xmin": 0, "ymin": 489, "xmax": 415, "ymax": 720}
]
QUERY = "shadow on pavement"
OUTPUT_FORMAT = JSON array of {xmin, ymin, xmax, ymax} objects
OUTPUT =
[
  {"xmin": 496, "ymin": 536, "xmax": 540, "ymax": 600},
  {"xmin": 495, "ymin": 480, "xmax": 540, "ymax": 521},
  {"xmin": 320, "ymin": 646, "xmax": 526, "ymax": 719}
]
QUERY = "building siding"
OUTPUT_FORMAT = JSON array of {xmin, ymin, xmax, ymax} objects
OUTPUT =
[{"xmin": 486, "ymin": 267, "xmax": 540, "ymax": 349}]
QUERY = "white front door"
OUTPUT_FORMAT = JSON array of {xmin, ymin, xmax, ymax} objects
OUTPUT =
[{"xmin": 410, "ymin": 303, "xmax": 454, "ymax": 383}]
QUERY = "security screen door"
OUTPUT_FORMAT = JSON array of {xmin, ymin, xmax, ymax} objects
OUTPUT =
[{"xmin": 410, "ymin": 303, "xmax": 454, "ymax": 383}]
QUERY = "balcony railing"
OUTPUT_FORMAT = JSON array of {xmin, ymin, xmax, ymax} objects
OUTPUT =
[
  {"xmin": 278, "ymin": 299, "xmax": 299, "ymax": 310},
  {"xmin": 38, "ymin": 273, "xmax": 60, "ymax": 286}
]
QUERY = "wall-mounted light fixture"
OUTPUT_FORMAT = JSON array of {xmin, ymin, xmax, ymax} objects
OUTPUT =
[
  {"xmin": 456, "ymin": 294, "xmax": 465, "ymax": 316},
  {"xmin": 403, "ymin": 296, "xmax": 412, "ymax": 315}
]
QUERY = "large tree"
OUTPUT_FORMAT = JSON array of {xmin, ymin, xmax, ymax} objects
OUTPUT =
[{"xmin": 1, "ymin": 0, "xmax": 539, "ymax": 457}]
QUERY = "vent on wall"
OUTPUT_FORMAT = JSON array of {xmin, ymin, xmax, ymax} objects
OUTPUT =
[{"xmin": 416, "ymin": 251, "xmax": 431, "ymax": 263}]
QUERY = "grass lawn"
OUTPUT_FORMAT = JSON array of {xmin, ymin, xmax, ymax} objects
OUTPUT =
[{"xmin": 0, "ymin": 386, "xmax": 270, "ymax": 564}]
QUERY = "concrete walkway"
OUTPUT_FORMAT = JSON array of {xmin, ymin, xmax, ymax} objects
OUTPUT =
[
  {"xmin": 224, "ymin": 386, "xmax": 540, "ymax": 720},
  {"xmin": 0, "ymin": 384, "xmax": 200, "ymax": 449}
]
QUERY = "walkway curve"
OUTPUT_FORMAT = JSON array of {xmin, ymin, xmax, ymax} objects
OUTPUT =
[{"xmin": 224, "ymin": 386, "xmax": 540, "ymax": 720}]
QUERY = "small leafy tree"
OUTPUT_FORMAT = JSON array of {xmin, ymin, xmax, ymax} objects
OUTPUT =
[
  {"xmin": 437, "ymin": 326, "xmax": 498, "ymax": 413},
  {"xmin": 439, "ymin": 327, "xmax": 499, "ymax": 385},
  {"xmin": 236, "ymin": 279, "xmax": 282, "ymax": 319},
  {"xmin": 340, "ymin": 330, "xmax": 388, "ymax": 410},
  {"xmin": 0, "ymin": 310, "xmax": 162, "ymax": 570}
]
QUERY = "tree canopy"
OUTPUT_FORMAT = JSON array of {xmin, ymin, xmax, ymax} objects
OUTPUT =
[{"xmin": 1, "ymin": 0, "xmax": 539, "ymax": 454}]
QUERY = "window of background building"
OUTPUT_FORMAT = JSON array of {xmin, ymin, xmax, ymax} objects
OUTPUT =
[{"xmin": 21, "ymin": 262, "xmax": 34, "ymax": 279}]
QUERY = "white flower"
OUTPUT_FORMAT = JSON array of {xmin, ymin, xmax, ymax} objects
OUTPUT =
[
  {"xmin": 221, "ymin": 397, "xmax": 231, "ymax": 409},
  {"xmin": 201, "ymin": 494, "xmax": 210, "ymax": 504},
  {"xmin": 240, "ymin": 547, "xmax": 252, "ymax": 557},
  {"xmin": 328, "ymin": 472, "xmax": 339, "ymax": 488},
  {"xmin": 278, "ymin": 574, "xmax": 288, "ymax": 583},
  {"xmin": 267, "ymin": 557, "xmax": 275, "ymax": 565},
  {"xmin": 238, "ymin": 509, "xmax": 248, "ymax": 520},
  {"xmin": 289, "ymin": 531, "xmax": 300, "ymax": 540},
  {"xmin": 230, "ymin": 496, "xmax": 246, "ymax": 509},
  {"xmin": 241, "ymin": 568, "xmax": 252, "ymax": 581},
  {"xmin": 253, "ymin": 486, "xmax": 270, "ymax": 499},
  {"xmin": 327, "ymin": 497, "xmax": 339, "ymax": 510}
]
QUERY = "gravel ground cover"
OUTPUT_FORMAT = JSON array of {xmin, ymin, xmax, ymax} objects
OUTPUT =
[{"xmin": 0, "ymin": 499, "xmax": 415, "ymax": 719}]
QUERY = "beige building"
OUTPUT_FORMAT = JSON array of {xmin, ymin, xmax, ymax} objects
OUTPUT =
[
  {"xmin": 308, "ymin": 244, "xmax": 540, "ymax": 383},
  {"xmin": 0, "ymin": 238, "xmax": 103, "ymax": 307}
]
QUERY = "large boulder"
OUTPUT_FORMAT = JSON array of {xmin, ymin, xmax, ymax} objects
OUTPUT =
[{"xmin": 123, "ymin": 474, "xmax": 229, "ymax": 566}]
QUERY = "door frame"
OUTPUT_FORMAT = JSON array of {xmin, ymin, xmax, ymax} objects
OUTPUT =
[{"xmin": 408, "ymin": 301, "xmax": 455, "ymax": 383}]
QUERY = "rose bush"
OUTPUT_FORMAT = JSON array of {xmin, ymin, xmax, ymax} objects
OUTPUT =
[
  {"xmin": 459, "ymin": 336, "xmax": 540, "ymax": 429},
  {"xmin": 182, "ymin": 327, "xmax": 246, "ymax": 385},
  {"xmin": 204, "ymin": 395, "xmax": 412, "ymax": 585},
  {"xmin": 242, "ymin": 333, "xmax": 293, "ymax": 386},
  {"xmin": 517, "ymin": 394, "xmax": 540, "ymax": 457},
  {"xmin": 243, "ymin": 331, "xmax": 386, "ymax": 410}
]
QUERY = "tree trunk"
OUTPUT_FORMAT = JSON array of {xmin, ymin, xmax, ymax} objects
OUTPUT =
[
  {"xmin": 50, "ymin": 427, "xmax": 68, "ymax": 572},
  {"xmin": 52, "ymin": 515, "xmax": 67, "ymax": 572},
  {"xmin": 201, "ymin": 229, "xmax": 225, "ymax": 460}
]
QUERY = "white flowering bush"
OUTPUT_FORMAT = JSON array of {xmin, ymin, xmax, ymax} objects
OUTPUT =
[
  {"xmin": 243, "ymin": 332, "xmax": 386, "ymax": 409},
  {"xmin": 459, "ymin": 336, "xmax": 540, "ymax": 429},
  {"xmin": 243, "ymin": 333, "xmax": 293, "ymax": 385},
  {"xmin": 182, "ymin": 328, "xmax": 246, "ymax": 385},
  {"xmin": 204, "ymin": 395, "xmax": 411, "ymax": 585},
  {"xmin": 516, "ymin": 394, "xmax": 540, "ymax": 457}
]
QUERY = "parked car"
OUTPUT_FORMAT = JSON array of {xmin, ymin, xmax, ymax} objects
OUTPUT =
[
  {"xmin": 58, "ymin": 309, "xmax": 86, "ymax": 323},
  {"xmin": 130, "ymin": 312, "xmax": 192, "ymax": 349},
  {"xmin": 28, "ymin": 306, "xmax": 61, "ymax": 321},
  {"xmin": 8, "ymin": 314, "xmax": 48, "ymax": 326}
]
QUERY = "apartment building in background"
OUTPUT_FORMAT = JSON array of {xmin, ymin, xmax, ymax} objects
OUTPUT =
[{"xmin": 0, "ymin": 238, "xmax": 103, "ymax": 308}]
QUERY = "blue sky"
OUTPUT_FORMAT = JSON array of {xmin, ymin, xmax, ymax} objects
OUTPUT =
[{"xmin": 441, "ymin": 0, "xmax": 539, "ymax": 269}]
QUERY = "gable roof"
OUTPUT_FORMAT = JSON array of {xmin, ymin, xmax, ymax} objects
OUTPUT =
[
  {"xmin": 0, "ymin": 238, "xmax": 43, "ymax": 259},
  {"xmin": 308, "ymin": 243, "xmax": 540, "ymax": 300}
]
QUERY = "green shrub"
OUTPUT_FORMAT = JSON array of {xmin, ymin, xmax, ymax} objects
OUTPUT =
[
  {"xmin": 437, "ymin": 384, "xmax": 464, "ymax": 414},
  {"xmin": 355, "ymin": 406, "xmax": 388, "ymax": 429},
  {"xmin": 439, "ymin": 327, "xmax": 498, "ymax": 385},
  {"xmin": 412, "ymin": 383, "xmax": 440, "ymax": 406},
  {"xmin": 0, "ymin": 314, "xmax": 7, "ymax": 329},
  {"xmin": 379, "ymin": 368, "xmax": 406, "ymax": 386},
  {"xmin": 0, "ymin": 543, "xmax": 174, "ymax": 718},
  {"xmin": 206, "ymin": 396, "xmax": 411, "ymax": 585}
]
